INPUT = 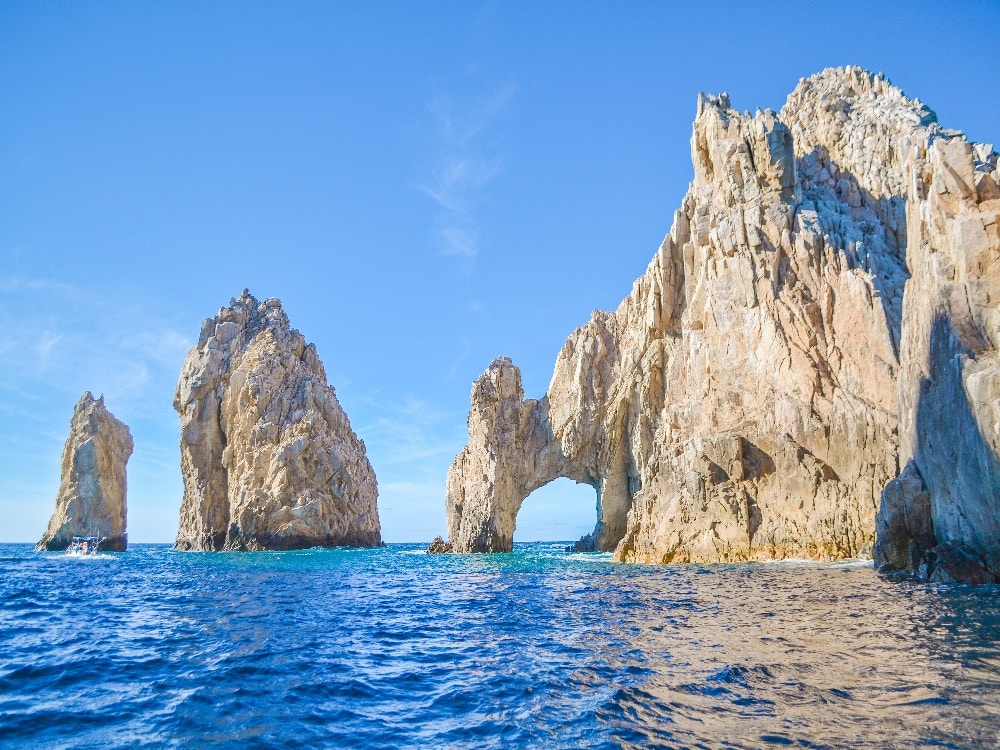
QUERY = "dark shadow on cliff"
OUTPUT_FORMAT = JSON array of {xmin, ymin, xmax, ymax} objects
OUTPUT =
[
  {"xmin": 784, "ymin": 147, "xmax": 908, "ymax": 357},
  {"xmin": 878, "ymin": 313, "xmax": 1000, "ymax": 582},
  {"xmin": 741, "ymin": 438, "xmax": 776, "ymax": 480}
]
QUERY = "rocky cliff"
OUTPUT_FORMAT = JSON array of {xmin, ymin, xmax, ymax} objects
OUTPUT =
[
  {"xmin": 37, "ymin": 392, "xmax": 132, "ymax": 551},
  {"xmin": 445, "ymin": 68, "xmax": 1000, "ymax": 581},
  {"xmin": 174, "ymin": 290, "xmax": 381, "ymax": 551}
]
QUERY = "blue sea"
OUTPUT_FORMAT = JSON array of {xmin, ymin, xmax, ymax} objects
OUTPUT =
[{"xmin": 1, "ymin": 543, "xmax": 998, "ymax": 749}]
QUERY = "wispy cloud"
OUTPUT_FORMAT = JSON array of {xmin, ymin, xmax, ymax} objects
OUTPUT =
[
  {"xmin": 0, "ymin": 274, "xmax": 191, "ymax": 420},
  {"xmin": 34, "ymin": 330, "xmax": 64, "ymax": 364},
  {"xmin": 122, "ymin": 330, "xmax": 194, "ymax": 367},
  {"xmin": 0, "ymin": 274, "xmax": 195, "ymax": 542},
  {"xmin": 0, "ymin": 275, "xmax": 92, "ymax": 299},
  {"xmin": 419, "ymin": 83, "xmax": 517, "ymax": 259},
  {"xmin": 422, "ymin": 156, "xmax": 505, "ymax": 215},
  {"xmin": 358, "ymin": 396, "xmax": 460, "ymax": 467},
  {"xmin": 352, "ymin": 395, "xmax": 468, "ymax": 541},
  {"xmin": 438, "ymin": 226, "xmax": 481, "ymax": 259}
]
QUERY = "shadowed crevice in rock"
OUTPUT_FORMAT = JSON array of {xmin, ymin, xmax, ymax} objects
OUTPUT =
[
  {"xmin": 795, "ymin": 146, "xmax": 909, "ymax": 356},
  {"xmin": 877, "ymin": 315, "xmax": 1000, "ymax": 582}
]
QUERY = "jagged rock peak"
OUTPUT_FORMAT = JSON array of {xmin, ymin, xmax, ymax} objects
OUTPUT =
[
  {"xmin": 443, "ymin": 68, "xmax": 1000, "ymax": 582},
  {"xmin": 174, "ymin": 290, "xmax": 381, "ymax": 551},
  {"xmin": 36, "ymin": 392, "xmax": 132, "ymax": 551}
]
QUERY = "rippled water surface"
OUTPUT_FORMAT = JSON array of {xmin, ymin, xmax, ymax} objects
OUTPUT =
[{"xmin": 1, "ymin": 543, "xmax": 998, "ymax": 749}]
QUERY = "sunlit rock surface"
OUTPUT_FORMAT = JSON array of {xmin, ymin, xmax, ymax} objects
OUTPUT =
[
  {"xmin": 36, "ymin": 392, "xmax": 132, "ymax": 551},
  {"xmin": 174, "ymin": 290, "xmax": 381, "ymax": 551},
  {"xmin": 445, "ymin": 68, "xmax": 1000, "ymax": 581}
]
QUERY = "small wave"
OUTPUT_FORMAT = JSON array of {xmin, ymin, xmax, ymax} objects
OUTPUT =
[
  {"xmin": 57, "ymin": 553, "xmax": 117, "ymax": 562},
  {"xmin": 0, "ymin": 542, "xmax": 998, "ymax": 749},
  {"xmin": 829, "ymin": 558, "xmax": 874, "ymax": 569},
  {"xmin": 759, "ymin": 557, "xmax": 822, "ymax": 566},
  {"xmin": 758, "ymin": 557, "xmax": 873, "ymax": 570},
  {"xmin": 563, "ymin": 551, "xmax": 614, "ymax": 563}
]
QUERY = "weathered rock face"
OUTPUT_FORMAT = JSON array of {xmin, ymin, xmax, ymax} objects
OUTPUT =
[
  {"xmin": 426, "ymin": 536, "xmax": 453, "ymax": 554},
  {"xmin": 445, "ymin": 357, "xmax": 617, "ymax": 552},
  {"xmin": 864, "ymin": 92, "xmax": 1000, "ymax": 583},
  {"xmin": 36, "ymin": 392, "xmax": 132, "ymax": 551},
  {"xmin": 174, "ymin": 290, "xmax": 381, "ymax": 551},
  {"xmin": 445, "ymin": 68, "xmax": 1000, "ymax": 580}
]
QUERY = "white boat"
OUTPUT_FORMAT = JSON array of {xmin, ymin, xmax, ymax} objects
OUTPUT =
[{"xmin": 67, "ymin": 536, "xmax": 102, "ymax": 556}]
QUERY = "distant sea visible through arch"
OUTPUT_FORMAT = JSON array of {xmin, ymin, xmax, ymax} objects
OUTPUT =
[{"xmin": 1, "ymin": 543, "xmax": 998, "ymax": 748}]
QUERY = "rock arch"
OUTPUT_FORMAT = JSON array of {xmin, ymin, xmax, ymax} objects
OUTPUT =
[
  {"xmin": 513, "ymin": 476, "xmax": 603, "ymax": 545},
  {"xmin": 444, "ymin": 357, "xmax": 633, "ymax": 553}
]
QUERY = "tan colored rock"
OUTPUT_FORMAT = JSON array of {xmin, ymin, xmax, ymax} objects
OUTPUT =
[
  {"xmin": 174, "ymin": 290, "xmax": 380, "ymax": 551},
  {"xmin": 873, "ymin": 460, "xmax": 934, "ymax": 572},
  {"xmin": 445, "ymin": 68, "xmax": 1000, "ymax": 579},
  {"xmin": 872, "ymin": 113, "xmax": 1000, "ymax": 581},
  {"xmin": 444, "ymin": 357, "xmax": 614, "ymax": 552},
  {"xmin": 426, "ymin": 535, "xmax": 453, "ymax": 553},
  {"xmin": 36, "ymin": 392, "xmax": 132, "ymax": 551}
]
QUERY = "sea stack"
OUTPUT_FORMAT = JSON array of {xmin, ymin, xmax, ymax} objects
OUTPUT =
[
  {"xmin": 443, "ymin": 67, "xmax": 1000, "ymax": 582},
  {"xmin": 36, "ymin": 392, "xmax": 132, "ymax": 551},
  {"xmin": 174, "ymin": 290, "xmax": 381, "ymax": 551}
]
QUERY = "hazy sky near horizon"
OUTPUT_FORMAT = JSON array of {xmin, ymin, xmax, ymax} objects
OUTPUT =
[{"xmin": 2, "ymin": 1, "xmax": 998, "ymax": 543}]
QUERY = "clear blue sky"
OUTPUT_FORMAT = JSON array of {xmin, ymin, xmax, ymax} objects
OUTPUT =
[{"xmin": 2, "ymin": 1, "xmax": 998, "ymax": 543}]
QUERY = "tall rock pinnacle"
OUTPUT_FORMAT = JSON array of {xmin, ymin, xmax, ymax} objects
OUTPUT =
[
  {"xmin": 36, "ymin": 392, "xmax": 132, "ymax": 551},
  {"xmin": 174, "ymin": 290, "xmax": 381, "ymax": 551}
]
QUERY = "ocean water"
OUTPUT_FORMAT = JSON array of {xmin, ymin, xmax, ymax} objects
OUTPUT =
[{"xmin": 1, "ymin": 543, "xmax": 998, "ymax": 749}]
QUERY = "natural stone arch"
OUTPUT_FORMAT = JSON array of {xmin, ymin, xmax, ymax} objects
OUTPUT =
[{"xmin": 444, "ymin": 357, "xmax": 633, "ymax": 553}]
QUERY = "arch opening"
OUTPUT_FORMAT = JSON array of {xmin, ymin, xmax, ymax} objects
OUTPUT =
[{"xmin": 513, "ymin": 477, "xmax": 599, "ymax": 546}]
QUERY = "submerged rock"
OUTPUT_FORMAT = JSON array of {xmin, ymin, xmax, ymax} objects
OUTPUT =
[
  {"xmin": 566, "ymin": 534, "xmax": 597, "ymax": 553},
  {"xmin": 445, "ymin": 67, "xmax": 1000, "ymax": 580},
  {"xmin": 426, "ymin": 535, "xmax": 453, "ymax": 554},
  {"xmin": 36, "ymin": 392, "xmax": 132, "ymax": 551},
  {"xmin": 918, "ymin": 544, "xmax": 997, "ymax": 585},
  {"xmin": 174, "ymin": 290, "xmax": 381, "ymax": 551}
]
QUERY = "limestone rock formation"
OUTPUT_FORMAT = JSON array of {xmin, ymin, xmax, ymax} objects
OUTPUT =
[
  {"xmin": 445, "ymin": 357, "xmax": 615, "ymax": 553},
  {"xmin": 426, "ymin": 535, "xmax": 453, "ymax": 553},
  {"xmin": 444, "ymin": 68, "xmax": 1000, "ymax": 581},
  {"xmin": 174, "ymin": 290, "xmax": 381, "ymax": 551},
  {"xmin": 36, "ymin": 392, "xmax": 132, "ymax": 551}
]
